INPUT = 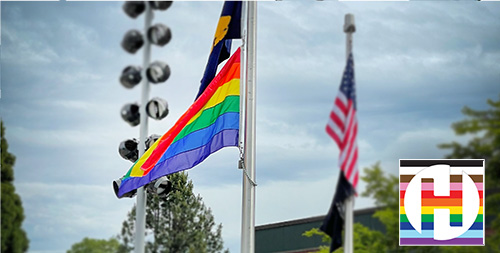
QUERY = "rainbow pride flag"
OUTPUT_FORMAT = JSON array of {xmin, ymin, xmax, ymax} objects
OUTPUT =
[
  {"xmin": 117, "ymin": 48, "xmax": 241, "ymax": 198},
  {"xmin": 399, "ymin": 160, "xmax": 484, "ymax": 246}
]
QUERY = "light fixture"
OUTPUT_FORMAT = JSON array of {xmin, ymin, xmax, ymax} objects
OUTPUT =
[
  {"xmin": 146, "ymin": 61, "xmax": 170, "ymax": 83},
  {"xmin": 122, "ymin": 1, "xmax": 145, "ymax": 19},
  {"xmin": 120, "ymin": 65, "xmax": 142, "ymax": 89},
  {"xmin": 113, "ymin": 177, "xmax": 137, "ymax": 198},
  {"xmin": 147, "ymin": 24, "xmax": 172, "ymax": 47},
  {"xmin": 147, "ymin": 176, "xmax": 172, "ymax": 196},
  {"xmin": 118, "ymin": 138, "xmax": 139, "ymax": 162},
  {"xmin": 146, "ymin": 97, "xmax": 169, "ymax": 120},
  {"xmin": 121, "ymin": 30, "xmax": 144, "ymax": 54},
  {"xmin": 121, "ymin": 103, "xmax": 140, "ymax": 126},
  {"xmin": 149, "ymin": 1, "xmax": 172, "ymax": 11},
  {"xmin": 145, "ymin": 134, "xmax": 161, "ymax": 150}
]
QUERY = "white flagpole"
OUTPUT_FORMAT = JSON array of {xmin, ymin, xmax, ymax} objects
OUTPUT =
[
  {"xmin": 135, "ymin": 3, "xmax": 153, "ymax": 253},
  {"xmin": 343, "ymin": 13, "xmax": 355, "ymax": 253},
  {"xmin": 241, "ymin": 1, "xmax": 257, "ymax": 253}
]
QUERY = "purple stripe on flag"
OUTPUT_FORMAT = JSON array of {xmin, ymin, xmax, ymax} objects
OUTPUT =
[
  {"xmin": 400, "ymin": 183, "xmax": 482, "ymax": 191},
  {"xmin": 400, "ymin": 238, "xmax": 483, "ymax": 245},
  {"xmin": 118, "ymin": 129, "xmax": 238, "ymax": 197}
]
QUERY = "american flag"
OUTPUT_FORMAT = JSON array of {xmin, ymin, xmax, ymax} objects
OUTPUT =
[{"xmin": 325, "ymin": 54, "xmax": 358, "ymax": 190}]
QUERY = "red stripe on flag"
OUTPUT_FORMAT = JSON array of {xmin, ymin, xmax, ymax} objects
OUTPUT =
[
  {"xmin": 325, "ymin": 54, "xmax": 358, "ymax": 193},
  {"xmin": 352, "ymin": 171, "xmax": 359, "ymax": 189},
  {"xmin": 335, "ymin": 97, "xmax": 348, "ymax": 116},
  {"xmin": 345, "ymin": 148, "xmax": 358, "ymax": 180},
  {"xmin": 326, "ymin": 125, "xmax": 342, "ymax": 149},
  {"xmin": 329, "ymin": 111, "xmax": 345, "ymax": 132},
  {"xmin": 340, "ymin": 108, "xmax": 356, "ymax": 164}
]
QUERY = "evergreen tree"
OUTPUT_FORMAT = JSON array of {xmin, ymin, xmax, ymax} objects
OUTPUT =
[
  {"xmin": 1, "ymin": 121, "xmax": 29, "ymax": 253},
  {"xmin": 118, "ymin": 172, "xmax": 228, "ymax": 253}
]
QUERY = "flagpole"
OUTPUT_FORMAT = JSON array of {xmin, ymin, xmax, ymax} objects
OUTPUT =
[
  {"xmin": 135, "ymin": 4, "xmax": 153, "ymax": 253},
  {"xmin": 241, "ymin": 1, "xmax": 257, "ymax": 253},
  {"xmin": 343, "ymin": 13, "xmax": 355, "ymax": 253}
]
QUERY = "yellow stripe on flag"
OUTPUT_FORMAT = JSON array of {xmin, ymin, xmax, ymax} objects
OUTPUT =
[{"xmin": 187, "ymin": 78, "xmax": 239, "ymax": 125}]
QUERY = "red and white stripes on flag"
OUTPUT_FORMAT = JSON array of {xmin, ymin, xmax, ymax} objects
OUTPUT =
[{"xmin": 325, "ymin": 54, "xmax": 358, "ymax": 191}]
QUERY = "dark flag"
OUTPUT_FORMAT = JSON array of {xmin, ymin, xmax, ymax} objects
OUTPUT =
[
  {"xmin": 196, "ymin": 1, "xmax": 242, "ymax": 99},
  {"xmin": 320, "ymin": 171, "xmax": 355, "ymax": 252}
]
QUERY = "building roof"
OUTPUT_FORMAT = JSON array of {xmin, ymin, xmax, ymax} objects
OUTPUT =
[{"xmin": 255, "ymin": 207, "xmax": 383, "ymax": 253}]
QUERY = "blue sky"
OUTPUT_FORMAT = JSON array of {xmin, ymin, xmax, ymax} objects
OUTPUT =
[{"xmin": 1, "ymin": 1, "xmax": 499, "ymax": 252}]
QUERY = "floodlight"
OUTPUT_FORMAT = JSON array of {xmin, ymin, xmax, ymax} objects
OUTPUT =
[
  {"xmin": 121, "ymin": 30, "xmax": 144, "ymax": 54},
  {"xmin": 119, "ymin": 138, "xmax": 139, "ymax": 162},
  {"xmin": 146, "ymin": 61, "xmax": 170, "ymax": 83},
  {"xmin": 120, "ymin": 65, "xmax": 142, "ymax": 89},
  {"xmin": 145, "ymin": 134, "xmax": 161, "ymax": 150},
  {"xmin": 113, "ymin": 177, "xmax": 137, "ymax": 198},
  {"xmin": 121, "ymin": 103, "xmax": 140, "ymax": 127},
  {"xmin": 123, "ymin": 1, "xmax": 145, "ymax": 19},
  {"xmin": 147, "ymin": 24, "xmax": 172, "ymax": 47},
  {"xmin": 146, "ymin": 97, "xmax": 169, "ymax": 120},
  {"xmin": 149, "ymin": 1, "xmax": 172, "ymax": 11},
  {"xmin": 148, "ymin": 176, "xmax": 172, "ymax": 196}
]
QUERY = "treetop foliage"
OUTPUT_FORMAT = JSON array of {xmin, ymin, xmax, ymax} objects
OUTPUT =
[
  {"xmin": 1, "ymin": 121, "xmax": 30, "ymax": 253},
  {"xmin": 304, "ymin": 94, "xmax": 500, "ymax": 252}
]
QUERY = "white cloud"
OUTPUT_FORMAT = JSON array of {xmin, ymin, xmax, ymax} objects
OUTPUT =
[
  {"xmin": 16, "ymin": 182, "xmax": 134, "ymax": 252},
  {"xmin": 2, "ymin": 26, "xmax": 59, "ymax": 65},
  {"xmin": 9, "ymin": 126, "xmax": 111, "ymax": 148}
]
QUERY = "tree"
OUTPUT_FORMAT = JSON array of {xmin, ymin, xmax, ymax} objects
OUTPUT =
[
  {"xmin": 439, "ymin": 94, "xmax": 500, "ymax": 252},
  {"xmin": 303, "ymin": 96, "xmax": 500, "ymax": 252},
  {"xmin": 67, "ymin": 238, "xmax": 120, "ymax": 253},
  {"xmin": 303, "ymin": 223, "xmax": 385, "ymax": 253},
  {"xmin": 303, "ymin": 163, "xmax": 394, "ymax": 252},
  {"xmin": 1, "ymin": 121, "xmax": 29, "ymax": 253},
  {"xmin": 361, "ymin": 163, "xmax": 400, "ymax": 251},
  {"xmin": 304, "ymin": 163, "xmax": 493, "ymax": 253},
  {"xmin": 118, "ymin": 172, "xmax": 228, "ymax": 253}
]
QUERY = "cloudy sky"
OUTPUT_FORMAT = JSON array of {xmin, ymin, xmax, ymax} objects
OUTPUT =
[{"xmin": 1, "ymin": 1, "xmax": 499, "ymax": 252}]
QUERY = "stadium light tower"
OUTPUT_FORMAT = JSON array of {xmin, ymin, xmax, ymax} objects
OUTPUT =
[{"xmin": 117, "ymin": 2, "xmax": 173, "ymax": 253}]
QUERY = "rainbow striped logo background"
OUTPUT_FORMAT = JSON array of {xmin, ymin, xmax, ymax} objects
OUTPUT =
[{"xmin": 399, "ymin": 159, "xmax": 484, "ymax": 246}]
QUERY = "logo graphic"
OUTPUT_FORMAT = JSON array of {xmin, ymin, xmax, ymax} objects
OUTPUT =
[{"xmin": 399, "ymin": 159, "xmax": 484, "ymax": 246}]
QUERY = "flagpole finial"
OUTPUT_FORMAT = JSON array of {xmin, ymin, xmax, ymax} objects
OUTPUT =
[{"xmin": 344, "ymin": 14, "xmax": 355, "ymax": 34}]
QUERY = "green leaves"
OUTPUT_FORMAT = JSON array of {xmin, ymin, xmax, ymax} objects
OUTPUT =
[
  {"xmin": 303, "ymin": 95, "xmax": 500, "ymax": 253},
  {"xmin": 1, "ymin": 122, "xmax": 16, "ymax": 183},
  {"xmin": 439, "ymin": 94, "xmax": 500, "ymax": 243},
  {"xmin": 67, "ymin": 238, "xmax": 120, "ymax": 253},
  {"xmin": 361, "ymin": 162, "xmax": 399, "ymax": 209},
  {"xmin": 440, "ymin": 94, "xmax": 500, "ymax": 186},
  {"xmin": 118, "ymin": 172, "xmax": 227, "ymax": 253},
  {"xmin": 1, "ymin": 121, "xmax": 29, "ymax": 253}
]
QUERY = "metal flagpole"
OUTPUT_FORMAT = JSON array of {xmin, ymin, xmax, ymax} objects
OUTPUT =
[
  {"xmin": 343, "ymin": 13, "xmax": 355, "ymax": 253},
  {"xmin": 135, "ymin": 3, "xmax": 153, "ymax": 253},
  {"xmin": 241, "ymin": 1, "xmax": 257, "ymax": 253}
]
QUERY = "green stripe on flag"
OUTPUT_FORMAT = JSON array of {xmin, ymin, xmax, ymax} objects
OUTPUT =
[{"xmin": 173, "ymin": 95, "xmax": 239, "ymax": 143}]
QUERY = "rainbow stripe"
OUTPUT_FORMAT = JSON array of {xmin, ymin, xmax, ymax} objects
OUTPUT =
[
  {"xmin": 118, "ymin": 48, "xmax": 241, "ymax": 198},
  {"xmin": 399, "ymin": 160, "xmax": 484, "ymax": 246}
]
